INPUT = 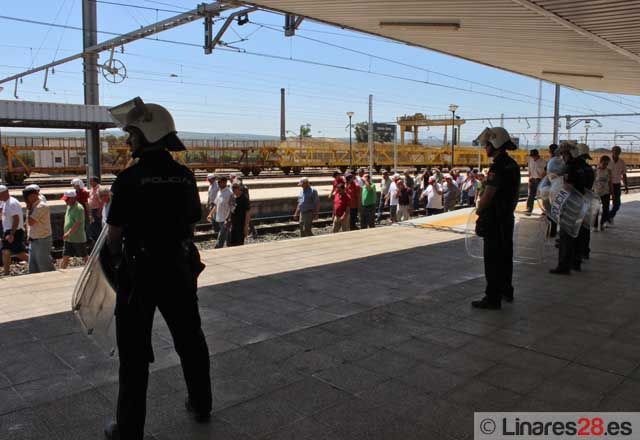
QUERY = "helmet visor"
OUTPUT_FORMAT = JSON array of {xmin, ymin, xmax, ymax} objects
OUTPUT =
[{"xmin": 108, "ymin": 97, "xmax": 149, "ymax": 128}]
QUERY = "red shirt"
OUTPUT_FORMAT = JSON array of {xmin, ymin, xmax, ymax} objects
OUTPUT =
[
  {"xmin": 333, "ymin": 192, "xmax": 351, "ymax": 217},
  {"xmin": 346, "ymin": 181, "xmax": 361, "ymax": 209},
  {"xmin": 332, "ymin": 177, "xmax": 345, "ymax": 190}
]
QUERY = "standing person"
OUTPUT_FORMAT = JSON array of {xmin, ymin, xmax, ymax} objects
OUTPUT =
[
  {"xmin": 607, "ymin": 145, "xmax": 628, "ymax": 224},
  {"xmin": 550, "ymin": 142, "xmax": 589, "ymax": 275},
  {"xmin": 545, "ymin": 144, "xmax": 564, "ymax": 237},
  {"xmin": 345, "ymin": 172, "xmax": 361, "ymax": 230},
  {"xmin": 206, "ymin": 173, "xmax": 219, "ymax": 233},
  {"xmin": 0, "ymin": 185, "xmax": 29, "ymax": 275},
  {"xmin": 355, "ymin": 168, "xmax": 365, "ymax": 187},
  {"xmin": 576, "ymin": 144, "xmax": 595, "ymax": 261},
  {"xmin": 396, "ymin": 179, "xmax": 413, "ymax": 222},
  {"xmin": 526, "ymin": 149, "xmax": 547, "ymax": 214},
  {"xmin": 208, "ymin": 176, "xmax": 233, "ymax": 249},
  {"xmin": 461, "ymin": 171, "xmax": 478, "ymax": 206},
  {"xmin": 228, "ymin": 182, "xmax": 251, "ymax": 247},
  {"xmin": 60, "ymin": 190, "xmax": 88, "ymax": 269},
  {"xmin": 332, "ymin": 183, "xmax": 351, "ymax": 233},
  {"xmin": 385, "ymin": 174, "xmax": 400, "ymax": 223},
  {"xmin": 329, "ymin": 171, "xmax": 344, "ymax": 200},
  {"xmin": 403, "ymin": 171, "xmax": 414, "ymax": 191},
  {"xmin": 360, "ymin": 173, "xmax": 377, "ymax": 229},
  {"xmin": 376, "ymin": 170, "xmax": 391, "ymax": 223},
  {"xmin": 293, "ymin": 177, "xmax": 319, "ymax": 237},
  {"xmin": 420, "ymin": 176, "xmax": 444, "ymax": 215},
  {"xmin": 471, "ymin": 127, "xmax": 521, "ymax": 309},
  {"xmin": 87, "ymin": 176, "xmax": 105, "ymax": 241},
  {"xmin": 593, "ymin": 155, "xmax": 613, "ymax": 231},
  {"xmin": 72, "ymin": 178, "xmax": 91, "ymax": 239},
  {"xmin": 104, "ymin": 98, "xmax": 211, "ymax": 440},
  {"xmin": 100, "ymin": 187, "xmax": 112, "ymax": 227},
  {"xmin": 442, "ymin": 174, "xmax": 460, "ymax": 212},
  {"xmin": 23, "ymin": 186, "xmax": 54, "ymax": 273}
]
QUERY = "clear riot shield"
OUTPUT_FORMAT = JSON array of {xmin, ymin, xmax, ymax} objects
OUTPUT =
[
  {"xmin": 71, "ymin": 225, "xmax": 117, "ymax": 356},
  {"xmin": 465, "ymin": 209, "xmax": 546, "ymax": 264},
  {"xmin": 582, "ymin": 189, "xmax": 600, "ymax": 229},
  {"xmin": 547, "ymin": 186, "xmax": 590, "ymax": 238}
]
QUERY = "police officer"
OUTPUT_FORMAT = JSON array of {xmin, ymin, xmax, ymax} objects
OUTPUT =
[
  {"xmin": 471, "ymin": 127, "xmax": 521, "ymax": 310},
  {"xmin": 576, "ymin": 143, "xmax": 595, "ymax": 261},
  {"xmin": 550, "ymin": 142, "xmax": 591, "ymax": 274},
  {"xmin": 104, "ymin": 98, "xmax": 211, "ymax": 439}
]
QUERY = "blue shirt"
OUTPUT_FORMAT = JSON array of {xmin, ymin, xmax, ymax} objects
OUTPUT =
[{"xmin": 297, "ymin": 187, "xmax": 319, "ymax": 213}]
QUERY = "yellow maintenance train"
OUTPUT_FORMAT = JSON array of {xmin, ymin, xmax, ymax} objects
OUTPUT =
[{"xmin": 1, "ymin": 136, "xmax": 639, "ymax": 184}]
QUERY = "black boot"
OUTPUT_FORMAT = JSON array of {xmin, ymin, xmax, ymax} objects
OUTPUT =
[
  {"xmin": 185, "ymin": 398, "xmax": 211, "ymax": 423},
  {"xmin": 104, "ymin": 421, "xmax": 119, "ymax": 439},
  {"xmin": 549, "ymin": 267, "xmax": 571, "ymax": 275},
  {"xmin": 471, "ymin": 297, "xmax": 501, "ymax": 310}
]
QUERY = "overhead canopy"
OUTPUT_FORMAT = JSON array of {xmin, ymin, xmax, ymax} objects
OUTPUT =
[
  {"xmin": 0, "ymin": 100, "xmax": 116, "ymax": 129},
  {"xmin": 248, "ymin": 0, "xmax": 640, "ymax": 95}
]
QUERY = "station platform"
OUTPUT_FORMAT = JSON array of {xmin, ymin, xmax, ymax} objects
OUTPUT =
[{"xmin": 1, "ymin": 194, "xmax": 639, "ymax": 439}]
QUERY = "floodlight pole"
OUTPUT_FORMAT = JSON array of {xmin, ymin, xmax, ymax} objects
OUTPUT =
[
  {"xmin": 83, "ymin": 0, "xmax": 101, "ymax": 179},
  {"xmin": 553, "ymin": 83, "xmax": 560, "ymax": 145},
  {"xmin": 368, "ymin": 95, "xmax": 374, "ymax": 176}
]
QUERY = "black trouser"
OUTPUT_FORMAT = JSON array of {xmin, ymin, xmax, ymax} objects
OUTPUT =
[
  {"xmin": 483, "ymin": 216, "xmax": 514, "ymax": 304},
  {"xmin": 576, "ymin": 226, "xmax": 590, "ymax": 260},
  {"xmin": 115, "ymin": 259, "xmax": 211, "ymax": 440},
  {"xmin": 527, "ymin": 178, "xmax": 541, "ymax": 212},
  {"xmin": 349, "ymin": 207, "xmax": 359, "ymax": 230},
  {"xmin": 360, "ymin": 205, "xmax": 376, "ymax": 229},
  {"xmin": 227, "ymin": 222, "xmax": 246, "ymax": 247},
  {"xmin": 610, "ymin": 183, "xmax": 622, "ymax": 220},
  {"xmin": 557, "ymin": 229, "xmax": 580, "ymax": 271}
]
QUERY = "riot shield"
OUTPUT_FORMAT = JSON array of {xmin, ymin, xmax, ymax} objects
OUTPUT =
[
  {"xmin": 547, "ymin": 186, "xmax": 589, "ymax": 238},
  {"xmin": 71, "ymin": 225, "xmax": 117, "ymax": 356},
  {"xmin": 465, "ymin": 209, "xmax": 546, "ymax": 264}
]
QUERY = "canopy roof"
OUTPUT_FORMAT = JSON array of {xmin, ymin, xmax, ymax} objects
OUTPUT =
[{"xmin": 249, "ymin": 0, "xmax": 640, "ymax": 95}]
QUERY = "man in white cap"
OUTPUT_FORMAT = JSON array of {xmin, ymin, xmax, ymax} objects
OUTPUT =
[
  {"xmin": 25, "ymin": 184, "xmax": 47, "ymax": 203},
  {"xmin": 293, "ymin": 177, "xmax": 319, "ymax": 237},
  {"xmin": 24, "ymin": 185, "xmax": 54, "ymax": 273},
  {"xmin": 1, "ymin": 185, "xmax": 29, "ymax": 275},
  {"xmin": 384, "ymin": 173, "xmax": 401, "ymax": 223},
  {"xmin": 60, "ymin": 189, "xmax": 88, "ymax": 269},
  {"xmin": 104, "ymin": 97, "xmax": 211, "ymax": 439}
]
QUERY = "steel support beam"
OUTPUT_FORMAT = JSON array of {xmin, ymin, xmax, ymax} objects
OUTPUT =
[
  {"xmin": 284, "ymin": 13, "xmax": 304, "ymax": 37},
  {"xmin": 83, "ymin": 0, "xmax": 101, "ymax": 179},
  {"xmin": 553, "ymin": 83, "xmax": 560, "ymax": 145},
  {"xmin": 207, "ymin": 7, "xmax": 257, "ymax": 53},
  {"xmin": 0, "ymin": 2, "xmax": 234, "ymax": 85}
]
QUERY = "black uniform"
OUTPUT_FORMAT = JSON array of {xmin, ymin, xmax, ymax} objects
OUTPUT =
[
  {"xmin": 576, "ymin": 158, "xmax": 595, "ymax": 261},
  {"xmin": 228, "ymin": 192, "xmax": 250, "ymax": 247},
  {"xmin": 556, "ymin": 156, "xmax": 590, "ymax": 272},
  {"xmin": 481, "ymin": 151, "xmax": 521, "ymax": 304},
  {"xmin": 107, "ymin": 150, "xmax": 211, "ymax": 440}
]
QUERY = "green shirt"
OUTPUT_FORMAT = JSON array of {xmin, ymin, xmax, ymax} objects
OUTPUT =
[
  {"xmin": 64, "ymin": 202, "xmax": 86, "ymax": 243},
  {"xmin": 361, "ymin": 183, "xmax": 377, "ymax": 207}
]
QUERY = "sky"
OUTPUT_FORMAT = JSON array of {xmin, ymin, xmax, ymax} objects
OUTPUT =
[{"xmin": 1, "ymin": 0, "xmax": 640, "ymax": 150}]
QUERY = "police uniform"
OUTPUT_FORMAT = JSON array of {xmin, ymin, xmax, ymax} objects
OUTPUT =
[
  {"xmin": 576, "ymin": 156, "xmax": 595, "ymax": 261},
  {"xmin": 107, "ymin": 149, "xmax": 211, "ymax": 439},
  {"xmin": 554, "ymin": 156, "xmax": 589, "ymax": 273},
  {"xmin": 482, "ymin": 151, "xmax": 521, "ymax": 305}
]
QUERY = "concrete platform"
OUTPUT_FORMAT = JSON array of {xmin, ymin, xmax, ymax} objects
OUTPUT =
[{"xmin": 1, "ymin": 194, "xmax": 639, "ymax": 439}]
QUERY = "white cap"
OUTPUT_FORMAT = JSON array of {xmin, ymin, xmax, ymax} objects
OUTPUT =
[
  {"xmin": 25, "ymin": 184, "xmax": 41, "ymax": 191},
  {"xmin": 206, "ymin": 173, "xmax": 216, "ymax": 180},
  {"xmin": 443, "ymin": 174, "xmax": 453, "ymax": 179},
  {"xmin": 0, "ymin": 184, "xmax": 8, "ymax": 193},
  {"xmin": 61, "ymin": 189, "xmax": 77, "ymax": 201},
  {"xmin": 70, "ymin": 178, "xmax": 85, "ymax": 188},
  {"xmin": 298, "ymin": 177, "xmax": 309, "ymax": 185},
  {"xmin": 428, "ymin": 176, "xmax": 436, "ymax": 182}
]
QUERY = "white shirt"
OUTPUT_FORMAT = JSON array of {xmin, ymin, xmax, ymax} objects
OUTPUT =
[
  {"xmin": 388, "ymin": 182, "xmax": 399, "ymax": 206},
  {"xmin": 528, "ymin": 157, "xmax": 547, "ymax": 179},
  {"xmin": 208, "ymin": 181, "xmax": 219, "ymax": 207},
  {"xmin": 608, "ymin": 158, "xmax": 626, "ymax": 184},
  {"xmin": 214, "ymin": 187, "xmax": 233, "ymax": 223},
  {"xmin": 355, "ymin": 176, "xmax": 364, "ymax": 187},
  {"xmin": 423, "ymin": 184, "xmax": 443, "ymax": 209},
  {"xmin": 1, "ymin": 196, "xmax": 24, "ymax": 231}
]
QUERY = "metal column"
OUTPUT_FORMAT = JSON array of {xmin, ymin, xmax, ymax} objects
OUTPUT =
[
  {"xmin": 368, "ymin": 94, "xmax": 373, "ymax": 175},
  {"xmin": 83, "ymin": 0, "xmax": 101, "ymax": 179},
  {"xmin": 552, "ymin": 84, "xmax": 560, "ymax": 145},
  {"xmin": 280, "ymin": 88, "xmax": 286, "ymax": 141}
]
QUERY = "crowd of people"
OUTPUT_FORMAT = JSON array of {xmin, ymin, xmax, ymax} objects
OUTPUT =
[{"xmin": 0, "ymin": 178, "xmax": 111, "ymax": 275}]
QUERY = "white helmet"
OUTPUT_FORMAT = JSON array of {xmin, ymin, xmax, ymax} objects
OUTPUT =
[
  {"xmin": 109, "ymin": 97, "xmax": 185, "ymax": 151},
  {"xmin": 559, "ymin": 140, "xmax": 580, "ymax": 159},
  {"xmin": 475, "ymin": 127, "xmax": 517, "ymax": 150},
  {"xmin": 577, "ymin": 143, "xmax": 592, "ymax": 160}
]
